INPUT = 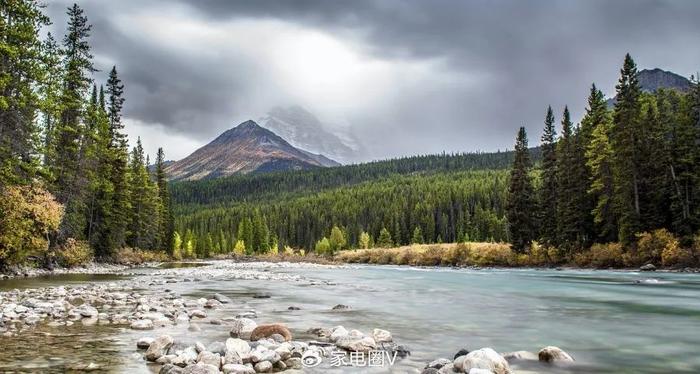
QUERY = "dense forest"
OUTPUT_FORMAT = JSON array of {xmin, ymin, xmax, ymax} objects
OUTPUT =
[
  {"xmin": 171, "ymin": 150, "xmax": 538, "ymax": 206},
  {"xmin": 0, "ymin": 2, "xmax": 172, "ymax": 268},
  {"xmin": 173, "ymin": 54, "xmax": 700, "ymax": 267},
  {"xmin": 507, "ymin": 54, "xmax": 700, "ymax": 259},
  {"xmin": 174, "ymin": 169, "xmax": 510, "ymax": 257}
]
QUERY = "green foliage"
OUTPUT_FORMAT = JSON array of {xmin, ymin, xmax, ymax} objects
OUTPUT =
[
  {"xmin": 358, "ymin": 231, "xmax": 371, "ymax": 249},
  {"xmin": 175, "ymin": 169, "xmax": 509, "ymax": 253},
  {"xmin": 329, "ymin": 226, "xmax": 346, "ymax": 253},
  {"xmin": 411, "ymin": 226, "xmax": 424, "ymax": 244},
  {"xmin": 127, "ymin": 138, "xmax": 161, "ymax": 250},
  {"xmin": 506, "ymin": 127, "xmax": 536, "ymax": 252},
  {"xmin": 377, "ymin": 227, "xmax": 393, "ymax": 248},
  {"xmin": 314, "ymin": 237, "xmax": 330, "ymax": 255},
  {"xmin": 0, "ymin": 5, "xmax": 171, "ymax": 267},
  {"xmin": 172, "ymin": 231, "xmax": 182, "ymax": 260},
  {"xmin": 537, "ymin": 106, "xmax": 558, "ymax": 246},
  {"xmin": 556, "ymin": 107, "xmax": 589, "ymax": 250}
]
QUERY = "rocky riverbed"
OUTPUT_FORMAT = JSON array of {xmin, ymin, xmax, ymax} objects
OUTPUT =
[{"xmin": 0, "ymin": 261, "xmax": 413, "ymax": 373}]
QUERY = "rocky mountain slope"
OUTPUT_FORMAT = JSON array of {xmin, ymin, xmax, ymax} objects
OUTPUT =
[
  {"xmin": 165, "ymin": 120, "xmax": 339, "ymax": 181},
  {"xmin": 607, "ymin": 68, "xmax": 692, "ymax": 106}
]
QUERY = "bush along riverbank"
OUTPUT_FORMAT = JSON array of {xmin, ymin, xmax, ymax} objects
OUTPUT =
[{"xmin": 334, "ymin": 229, "xmax": 700, "ymax": 271}]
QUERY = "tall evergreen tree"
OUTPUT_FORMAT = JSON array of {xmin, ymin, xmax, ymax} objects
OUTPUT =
[
  {"xmin": 104, "ymin": 66, "xmax": 130, "ymax": 248},
  {"xmin": 585, "ymin": 96, "xmax": 617, "ymax": 241},
  {"xmin": 87, "ymin": 84, "xmax": 114, "ymax": 257},
  {"xmin": 0, "ymin": 1, "xmax": 50, "ymax": 185},
  {"xmin": 556, "ymin": 107, "xmax": 589, "ymax": 250},
  {"xmin": 667, "ymin": 79, "xmax": 700, "ymax": 239},
  {"xmin": 537, "ymin": 106, "xmax": 557, "ymax": 245},
  {"xmin": 155, "ymin": 147, "xmax": 174, "ymax": 253},
  {"xmin": 38, "ymin": 32, "xmax": 63, "ymax": 171},
  {"xmin": 506, "ymin": 127, "xmax": 536, "ymax": 252},
  {"xmin": 50, "ymin": 4, "xmax": 95, "ymax": 241},
  {"xmin": 127, "ymin": 138, "xmax": 159, "ymax": 249},
  {"xmin": 610, "ymin": 54, "xmax": 643, "ymax": 244}
]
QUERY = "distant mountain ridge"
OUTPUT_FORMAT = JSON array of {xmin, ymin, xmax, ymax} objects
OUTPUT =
[
  {"xmin": 165, "ymin": 120, "xmax": 339, "ymax": 181},
  {"xmin": 607, "ymin": 68, "xmax": 692, "ymax": 106},
  {"xmin": 258, "ymin": 106, "xmax": 365, "ymax": 164}
]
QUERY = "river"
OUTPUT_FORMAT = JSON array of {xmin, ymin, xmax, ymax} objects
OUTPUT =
[{"xmin": 1, "ymin": 262, "xmax": 699, "ymax": 373}]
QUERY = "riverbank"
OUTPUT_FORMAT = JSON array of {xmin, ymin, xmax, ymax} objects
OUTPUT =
[{"xmin": 334, "ymin": 242, "xmax": 700, "ymax": 272}]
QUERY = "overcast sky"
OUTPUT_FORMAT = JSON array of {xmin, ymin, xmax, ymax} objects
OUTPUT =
[{"xmin": 46, "ymin": 0, "xmax": 700, "ymax": 161}]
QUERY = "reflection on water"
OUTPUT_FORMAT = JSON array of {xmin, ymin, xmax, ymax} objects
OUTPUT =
[{"xmin": 1, "ymin": 264, "xmax": 700, "ymax": 373}]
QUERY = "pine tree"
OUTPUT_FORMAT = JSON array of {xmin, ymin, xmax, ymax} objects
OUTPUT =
[
  {"xmin": 251, "ymin": 210, "xmax": 269, "ymax": 252},
  {"xmin": 377, "ymin": 227, "xmax": 393, "ymax": 248},
  {"xmin": 50, "ymin": 4, "xmax": 95, "ymax": 241},
  {"xmin": 38, "ymin": 32, "xmax": 63, "ymax": 172},
  {"xmin": 637, "ymin": 96, "xmax": 671, "ymax": 231},
  {"xmin": 555, "ymin": 107, "xmax": 589, "ymax": 250},
  {"xmin": 411, "ymin": 226, "xmax": 424, "ymax": 244},
  {"xmin": 537, "ymin": 106, "xmax": 557, "ymax": 245},
  {"xmin": 104, "ymin": 66, "xmax": 130, "ymax": 249},
  {"xmin": 127, "ymin": 138, "xmax": 159, "ymax": 249},
  {"xmin": 0, "ymin": 1, "xmax": 50, "ymax": 185},
  {"xmin": 582, "ymin": 85, "xmax": 616, "ymax": 241},
  {"xmin": 610, "ymin": 54, "xmax": 643, "ymax": 244},
  {"xmin": 506, "ymin": 127, "xmax": 536, "ymax": 252},
  {"xmin": 662, "ymin": 84, "xmax": 699, "ymax": 239},
  {"xmin": 155, "ymin": 147, "xmax": 174, "ymax": 252},
  {"xmin": 237, "ymin": 217, "xmax": 254, "ymax": 254},
  {"xmin": 586, "ymin": 108, "xmax": 617, "ymax": 241},
  {"xmin": 329, "ymin": 226, "xmax": 346, "ymax": 253}
]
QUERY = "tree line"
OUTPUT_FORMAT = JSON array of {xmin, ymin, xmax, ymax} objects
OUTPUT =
[
  {"xmin": 171, "ymin": 150, "xmax": 539, "ymax": 206},
  {"xmin": 507, "ymin": 54, "xmax": 699, "ymax": 255},
  {"xmin": 0, "ymin": 2, "xmax": 172, "ymax": 267},
  {"xmin": 173, "ymin": 170, "xmax": 510, "ymax": 256}
]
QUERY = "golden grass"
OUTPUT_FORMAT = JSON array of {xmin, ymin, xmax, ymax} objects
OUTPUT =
[{"xmin": 335, "ymin": 242, "xmax": 520, "ymax": 267}]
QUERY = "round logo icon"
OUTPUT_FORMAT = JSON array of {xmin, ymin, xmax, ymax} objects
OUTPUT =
[{"xmin": 302, "ymin": 351, "xmax": 322, "ymax": 368}]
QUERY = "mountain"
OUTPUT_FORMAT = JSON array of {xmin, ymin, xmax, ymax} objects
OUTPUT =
[
  {"xmin": 607, "ymin": 68, "xmax": 691, "ymax": 106},
  {"xmin": 165, "ymin": 120, "xmax": 339, "ymax": 181},
  {"xmin": 258, "ymin": 106, "xmax": 365, "ymax": 164}
]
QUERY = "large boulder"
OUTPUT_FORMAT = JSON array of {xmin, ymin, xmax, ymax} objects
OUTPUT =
[
  {"xmin": 254, "ymin": 361, "xmax": 273, "ymax": 373},
  {"xmin": 372, "ymin": 328, "xmax": 393, "ymax": 343},
  {"xmin": 454, "ymin": 348, "xmax": 510, "ymax": 374},
  {"xmin": 229, "ymin": 318, "xmax": 257, "ymax": 340},
  {"xmin": 131, "ymin": 319, "xmax": 154, "ymax": 330},
  {"xmin": 335, "ymin": 335, "xmax": 377, "ymax": 353},
  {"xmin": 226, "ymin": 338, "xmax": 251, "ymax": 356},
  {"xmin": 197, "ymin": 351, "xmax": 221, "ymax": 368},
  {"xmin": 329, "ymin": 326, "xmax": 349, "ymax": 342},
  {"xmin": 146, "ymin": 335, "xmax": 175, "ymax": 361},
  {"xmin": 538, "ymin": 346, "xmax": 574, "ymax": 363}
]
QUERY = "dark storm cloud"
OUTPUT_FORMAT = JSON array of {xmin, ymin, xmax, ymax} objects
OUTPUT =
[{"xmin": 44, "ymin": 0, "xmax": 700, "ymax": 160}]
